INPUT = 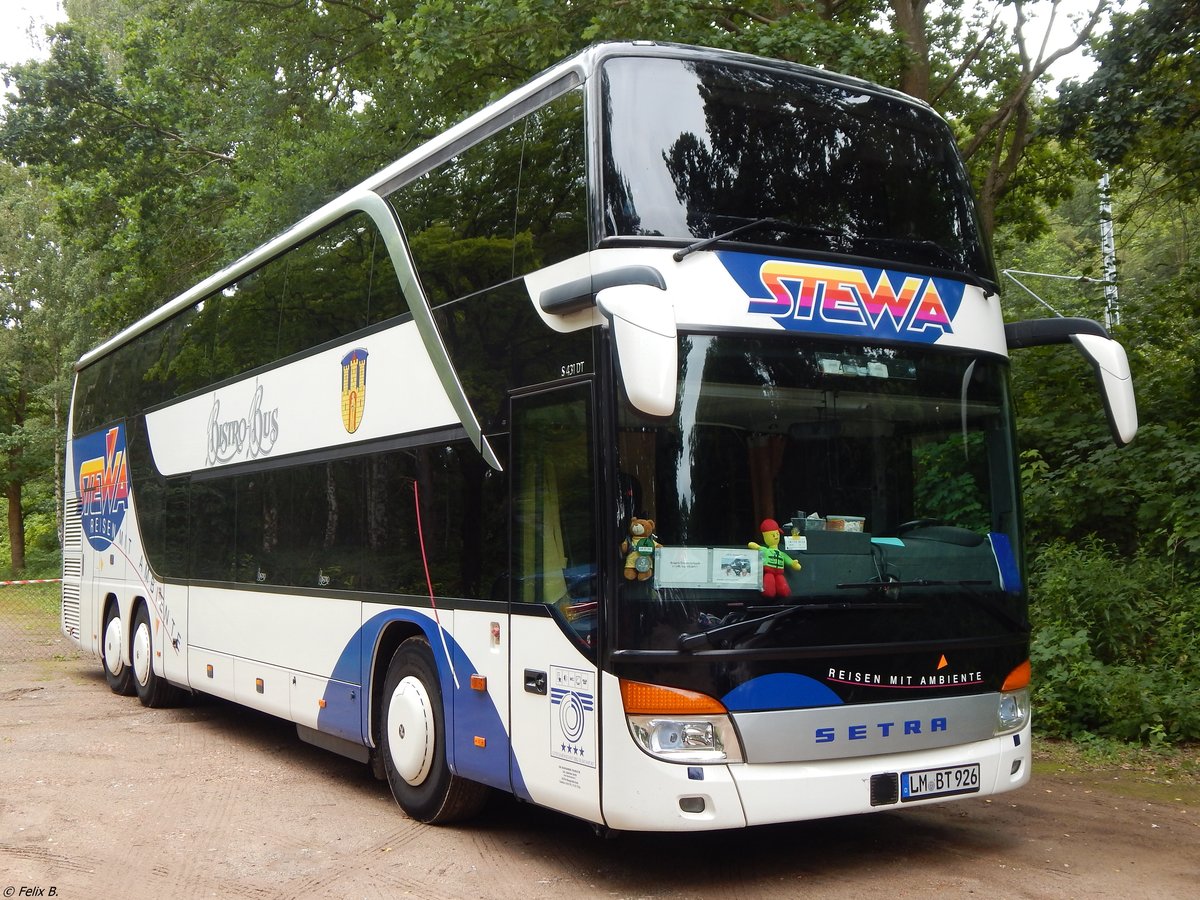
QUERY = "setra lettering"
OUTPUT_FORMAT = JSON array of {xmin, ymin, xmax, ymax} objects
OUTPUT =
[{"xmin": 814, "ymin": 717, "xmax": 949, "ymax": 743}]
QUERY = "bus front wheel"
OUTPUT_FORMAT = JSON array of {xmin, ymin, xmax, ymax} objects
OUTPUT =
[{"xmin": 380, "ymin": 636, "xmax": 489, "ymax": 824}]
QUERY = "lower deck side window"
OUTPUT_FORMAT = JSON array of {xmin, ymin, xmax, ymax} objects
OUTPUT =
[{"xmin": 139, "ymin": 438, "xmax": 507, "ymax": 599}]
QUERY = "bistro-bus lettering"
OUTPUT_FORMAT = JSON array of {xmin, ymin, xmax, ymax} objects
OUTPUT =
[
  {"xmin": 815, "ymin": 717, "xmax": 949, "ymax": 743},
  {"xmin": 206, "ymin": 382, "xmax": 279, "ymax": 466}
]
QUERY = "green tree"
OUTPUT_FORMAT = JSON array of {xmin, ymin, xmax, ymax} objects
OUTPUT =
[
  {"xmin": 2, "ymin": 1, "xmax": 399, "ymax": 329},
  {"xmin": 1058, "ymin": 0, "xmax": 1200, "ymax": 201},
  {"xmin": 383, "ymin": 0, "xmax": 1104, "ymax": 240},
  {"xmin": 1, "ymin": 0, "xmax": 1109, "ymax": 306},
  {"xmin": 0, "ymin": 163, "xmax": 93, "ymax": 574}
]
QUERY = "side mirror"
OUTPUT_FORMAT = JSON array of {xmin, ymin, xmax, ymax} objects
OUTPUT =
[
  {"xmin": 1005, "ymin": 317, "xmax": 1138, "ymax": 447},
  {"xmin": 597, "ymin": 284, "xmax": 677, "ymax": 417},
  {"xmin": 1070, "ymin": 333, "xmax": 1138, "ymax": 447}
]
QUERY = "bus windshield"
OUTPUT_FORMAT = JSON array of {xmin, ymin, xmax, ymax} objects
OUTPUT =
[
  {"xmin": 600, "ymin": 55, "xmax": 994, "ymax": 282},
  {"xmin": 614, "ymin": 333, "xmax": 1024, "ymax": 653}
]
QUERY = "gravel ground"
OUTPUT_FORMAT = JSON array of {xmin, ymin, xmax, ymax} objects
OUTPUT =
[{"xmin": 2, "ymin": 611, "xmax": 1197, "ymax": 899}]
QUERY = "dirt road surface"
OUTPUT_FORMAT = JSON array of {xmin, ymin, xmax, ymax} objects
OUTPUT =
[{"xmin": 3, "ymin": 626, "xmax": 1197, "ymax": 899}]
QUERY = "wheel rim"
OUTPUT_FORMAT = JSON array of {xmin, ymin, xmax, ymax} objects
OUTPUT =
[
  {"xmin": 103, "ymin": 616, "xmax": 124, "ymax": 675},
  {"xmin": 132, "ymin": 618, "xmax": 152, "ymax": 687},
  {"xmin": 387, "ymin": 675, "xmax": 433, "ymax": 786}
]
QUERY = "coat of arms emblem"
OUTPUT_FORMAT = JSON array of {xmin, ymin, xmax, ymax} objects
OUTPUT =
[{"xmin": 340, "ymin": 348, "xmax": 368, "ymax": 433}]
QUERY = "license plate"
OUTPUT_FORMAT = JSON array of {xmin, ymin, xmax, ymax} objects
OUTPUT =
[{"xmin": 900, "ymin": 763, "xmax": 980, "ymax": 801}]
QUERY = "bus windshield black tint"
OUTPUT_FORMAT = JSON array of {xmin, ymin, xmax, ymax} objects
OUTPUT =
[
  {"xmin": 600, "ymin": 56, "xmax": 993, "ymax": 280},
  {"xmin": 613, "ymin": 334, "xmax": 1023, "ymax": 652}
]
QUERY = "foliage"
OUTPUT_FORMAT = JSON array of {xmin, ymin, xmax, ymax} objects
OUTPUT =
[
  {"xmin": 0, "ymin": 162, "xmax": 98, "ymax": 575},
  {"xmin": 995, "ymin": 112, "xmax": 1200, "ymax": 745},
  {"xmin": 3, "ymin": 477, "xmax": 61, "ymax": 578},
  {"xmin": 1057, "ymin": 0, "xmax": 1200, "ymax": 201},
  {"xmin": 913, "ymin": 433, "xmax": 988, "ymax": 529},
  {"xmin": 1, "ymin": 0, "xmax": 1105, "ymax": 317},
  {"xmin": 1003, "ymin": 164, "xmax": 1200, "ymax": 563},
  {"xmin": 1028, "ymin": 538, "xmax": 1200, "ymax": 743}
]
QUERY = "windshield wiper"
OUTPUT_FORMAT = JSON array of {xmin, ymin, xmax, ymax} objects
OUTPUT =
[
  {"xmin": 671, "ymin": 220, "xmax": 991, "ymax": 288},
  {"xmin": 677, "ymin": 599, "xmax": 918, "ymax": 652},
  {"xmin": 672, "ymin": 217, "xmax": 839, "ymax": 261}
]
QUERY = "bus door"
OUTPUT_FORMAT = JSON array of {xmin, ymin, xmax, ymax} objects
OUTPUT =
[{"xmin": 508, "ymin": 382, "xmax": 602, "ymax": 824}]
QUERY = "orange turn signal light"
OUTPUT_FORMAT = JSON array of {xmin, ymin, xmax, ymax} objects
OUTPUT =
[
  {"xmin": 1002, "ymin": 659, "xmax": 1031, "ymax": 691},
  {"xmin": 619, "ymin": 679, "xmax": 726, "ymax": 715}
]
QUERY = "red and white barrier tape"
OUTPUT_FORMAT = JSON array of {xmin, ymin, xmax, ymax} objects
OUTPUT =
[{"xmin": 0, "ymin": 578, "xmax": 62, "ymax": 586}]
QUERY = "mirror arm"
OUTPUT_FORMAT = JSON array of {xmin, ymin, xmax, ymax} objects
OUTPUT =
[
  {"xmin": 1003, "ymin": 316, "xmax": 1109, "ymax": 348},
  {"xmin": 1005, "ymin": 317, "xmax": 1138, "ymax": 447}
]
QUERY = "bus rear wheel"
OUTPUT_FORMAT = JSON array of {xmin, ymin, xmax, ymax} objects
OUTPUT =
[
  {"xmin": 102, "ymin": 604, "xmax": 135, "ymax": 696},
  {"xmin": 131, "ymin": 605, "xmax": 181, "ymax": 708},
  {"xmin": 380, "ymin": 636, "xmax": 489, "ymax": 824}
]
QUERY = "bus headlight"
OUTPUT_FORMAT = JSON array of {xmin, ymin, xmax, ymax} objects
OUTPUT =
[
  {"xmin": 627, "ymin": 714, "xmax": 744, "ymax": 764},
  {"xmin": 995, "ymin": 687, "xmax": 1030, "ymax": 735},
  {"xmin": 620, "ymin": 678, "xmax": 744, "ymax": 764}
]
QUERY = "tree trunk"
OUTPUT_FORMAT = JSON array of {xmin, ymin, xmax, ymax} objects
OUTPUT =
[
  {"xmin": 891, "ymin": 0, "xmax": 931, "ymax": 101},
  {"xmin": 7, "ymin": 478, "xmax": 25, "ymax": 575},
  {"xmin": 4, "ymin": 383, "xmax": 28, "ymax": 576}
]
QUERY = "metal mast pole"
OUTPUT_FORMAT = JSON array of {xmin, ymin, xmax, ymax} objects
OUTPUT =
[{"xmin": 1099, "ymin": 172, "xmax": 1120, "ymax": 329}]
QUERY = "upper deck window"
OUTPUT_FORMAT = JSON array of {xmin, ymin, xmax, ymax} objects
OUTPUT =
[{"xmin": 600, "ymin": 55, "xmax": 993, "ymax": 282}]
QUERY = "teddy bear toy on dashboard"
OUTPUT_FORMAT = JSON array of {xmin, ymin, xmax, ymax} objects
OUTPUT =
[{"xmin": 621, "ymin": 517, "xmax": 661, "ymax": 581}]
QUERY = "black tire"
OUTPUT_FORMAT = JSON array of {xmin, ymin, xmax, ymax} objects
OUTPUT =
[
  {"xmin": 131, "ymin": 604, "xmax": 181, "ymax": 708},
  {"xmin": 101, "ymin": 602, "xmax": 135, "ymax": 696},
  {"xmin": 379, "ymin": 636, "xmax": 489, "ymax": 824}
]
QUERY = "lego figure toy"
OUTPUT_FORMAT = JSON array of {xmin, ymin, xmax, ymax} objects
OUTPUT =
[{"xmin": 749, "ymin": 518, "xmax": 802, "ymax": 598}]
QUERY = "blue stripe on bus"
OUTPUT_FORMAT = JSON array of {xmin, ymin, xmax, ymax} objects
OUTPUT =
[
  {"xmin": 316, "ymin": 608, "xmax": 523, "ymax": 797},
  {"xmin": 988, "ymin": 532, "xmax": 1022, "ymax": 593},
  {"xmin": 722, "ymin": 672, "xmax": 844, "ymax": 711}
]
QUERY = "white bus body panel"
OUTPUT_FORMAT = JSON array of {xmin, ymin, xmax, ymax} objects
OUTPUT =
[
  {"xmin": 155, "ymin": 581, "xmax": 189, "ymax": 686},
  {"xmin": 188, "ymin": 586, "xmax": 363, "ymax": 727},
  {"xmin": 731, "ymin": 723, "xmax": 1031, "ymax": 827},
  {"xmin": 145, "ymin": 320, "xmax": 457, "ymax": 477},
  {"xmin": 599, "ymin": 672, "xmax": 748, "ymax": 831},
  {"xmin": 599, "ymin": 670, "xmax": 1031, "ymax": 831},
  {"xmin": 527, "ymin": 248, "xmax": 1008, "ymax": 358},
  {"xmin": 508, "ymin": 614, "xmax": 602, "ymax": 824}
]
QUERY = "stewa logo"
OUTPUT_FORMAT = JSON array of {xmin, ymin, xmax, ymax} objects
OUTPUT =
[
  {"xmin": 340, "ymin": 348, "xmax": 368, "ymax": 434},
  {"xmin": 717, "ymin": 252, "xmax": 967, "ymax": 344},
  {"xmin": 76, "ymin": 425, "xmax": 130, "ymax": 551},
  {"xmin": 206, "ymin": 381, "xmax": 279, "ymax": 466}
]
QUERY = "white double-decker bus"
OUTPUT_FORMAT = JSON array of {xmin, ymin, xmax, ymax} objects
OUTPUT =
[{"xmin": 61, "ymin": 42, "xmax": 1137, "ymax": 831}]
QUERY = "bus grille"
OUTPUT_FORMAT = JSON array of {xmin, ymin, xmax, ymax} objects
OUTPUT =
[
  {"xmin": 61, "ymin": 496, "xmax": 83, "ymax": 640},
  {"xmin": 63, "ymin": 502, "xmax": 82, "ymax": 553},
  {"xmin": 61, "ymin": 582, "xmax": 81, "ymax": 639}
]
